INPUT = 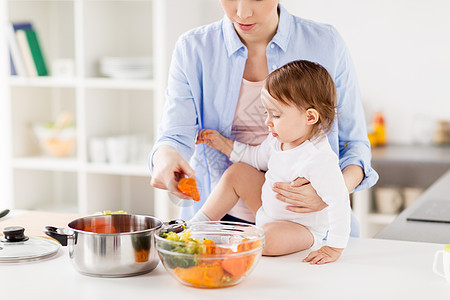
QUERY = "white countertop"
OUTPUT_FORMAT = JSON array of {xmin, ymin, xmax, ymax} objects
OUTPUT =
[{"xmin": 1, "ymin": 237, "xmax": 449, "ymax": 300}]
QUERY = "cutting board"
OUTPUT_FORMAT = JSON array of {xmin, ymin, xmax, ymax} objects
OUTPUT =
[{"xmin": 0, "ymin": 211, "xmax": 82, "ymax": 238}]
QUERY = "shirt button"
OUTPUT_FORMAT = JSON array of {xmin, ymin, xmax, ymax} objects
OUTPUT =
[
  {"xmin": 272, "ymin": 65, "xmax": 277, "ymax": 70},
  {"xmin": 270, "ymin": 44, "xmax": 275, "ymax": 49}
]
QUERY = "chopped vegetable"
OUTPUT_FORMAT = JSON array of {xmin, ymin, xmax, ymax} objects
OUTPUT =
[
  {"xmin": 101, "ymin": 210, "xmax": 127, "ymax": 215},
  {"xmin": 178, "ymin": 177, "xmax": 201, "ymax": 201},
  {"xmin": 201, "ymin": 239, "xmax": 216, "ymax": 255},
  {"xmin": 221, "ymin": 256, "xmax": 248, "ymax": 278},
  {"xmin": 92, "ymin": 210, "xmax": 127, "ymax": 216},
  {"xmin": 173, "ymin": 262, "xmax": 225, "ymax": 288},
  {"xmin": 159, "ymin": 229, "xmax": 201, "ymax": 269}
]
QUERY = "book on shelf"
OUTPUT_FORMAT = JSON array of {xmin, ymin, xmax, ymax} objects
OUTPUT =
[
  {"xmin": 9, "ymin": 53, "xmax": 17, "ymax": 76},
  {"xmin": 6, "ymin": 21, "xmax": 49, "ymax": 77},
  {"xmin": 15, "ymin": 29, "xmax": 38, "ymax": 77},
  {"xmin": 6, "ymin": 22, "xmax": 26, "ymax": 76},
  {"xmin": 23, "ymin": 29, "xmax": 48, "ymax": 76}
]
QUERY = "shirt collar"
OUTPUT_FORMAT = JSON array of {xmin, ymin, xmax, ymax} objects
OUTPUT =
[
  {"xmin": 271, "ymin": 4, "xmax": 291, "ymax": 52},
  {"xmin": 222, "ymin": 15, "xmax": 246, "ymax": 57},
  {"xmin": 222, "ymin": 4, "xmax": 292, "ymax": 56}
]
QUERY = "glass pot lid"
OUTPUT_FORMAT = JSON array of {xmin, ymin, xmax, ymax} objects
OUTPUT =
[{"xmin": 0, "ymin": 226, "xmax": 60, "ymax": 263}]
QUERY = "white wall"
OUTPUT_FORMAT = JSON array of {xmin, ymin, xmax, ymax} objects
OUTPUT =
[{"xmin": 281, "ymin": 0, "xmax": 450, "ymax": 144}]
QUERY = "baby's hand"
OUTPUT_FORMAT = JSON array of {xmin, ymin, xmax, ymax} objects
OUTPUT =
[
  {"xmin": 302, "ymin": 246, "xmax": 343, "ymax": 265},
  {"xmin": 196, "ymin": 129, "xmax": 234, "ymax": 157}
]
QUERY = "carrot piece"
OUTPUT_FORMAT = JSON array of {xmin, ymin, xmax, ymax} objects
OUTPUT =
[
  {"xmin": 202, "ymin": 239, "xmax": 216, "ymax": 255},
  {"xmin": 178, "ymin": 177, "xmax": 201, "ymax": 201},
  {"xmin": 236, "ymin": 239, "xmax": 262, "ymax": 273},
  {"xmin": 173, "ymin": 262, "xmax": 224, "ymax": 288},
  {"xmin": 237, "ymin": 238, "xmax": 251, "ymax": 252},
  {"xmin": 215, "ymin": 246, "xmax": 232, "ymax": 255},
  {"xmin": 221, "ymin": 256, "xmax": 248, "ymax": 278}
]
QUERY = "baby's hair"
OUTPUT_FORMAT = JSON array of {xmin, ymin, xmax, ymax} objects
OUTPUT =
[{"xmin": 265, "ymin": 60, "xmax": 337, "ymax": 134}]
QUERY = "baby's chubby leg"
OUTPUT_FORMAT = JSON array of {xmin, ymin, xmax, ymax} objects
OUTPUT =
[
  {"xmin": 262, "ymin": 221, "xmax": 314, "ymax": 256},
  {"xmin": 191, "ymin": 162, "xmax": 265, "ymax": 222}
]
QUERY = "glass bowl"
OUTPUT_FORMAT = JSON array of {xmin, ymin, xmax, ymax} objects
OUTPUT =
[{"xmin": 155, "ymin": 221, "xmax": 265, "ymax": 289}]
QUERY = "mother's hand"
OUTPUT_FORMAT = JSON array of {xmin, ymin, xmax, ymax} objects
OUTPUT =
[
  {"xmin": 151, "ymin": 145, "xmax": 196, "ymax": 199},
  {"xmin": 272, "ymin": 177, "xmax": 328, "ymax": 213}
]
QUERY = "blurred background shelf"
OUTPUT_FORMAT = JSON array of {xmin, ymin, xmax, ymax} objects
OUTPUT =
[
  {"xmin": 1, "ymin": 0, "xmax": 224, "ymax": 217},
  {"xmin": 12, "ymin": 157, "xmax": 79, "ymax": 172},
  {"xmin": 8, "ymin": 76, "xmax": 78, "ymax": 88},
  {"xmin": 85, "ymin": 163, "xmax": 150, "ymax": 176},
  {"xmin": 83, "ymin": 78, "xmax": 156, "ymax": 90}
]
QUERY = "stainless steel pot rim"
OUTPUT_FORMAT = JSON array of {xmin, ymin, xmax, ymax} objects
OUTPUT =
[
  {"xmin": 68, "ymin": 226, "xmax": 162, "ymax": 236},
  {"xmin": 67, "ymin": 214, "xmax": 163, "ymax": 235}
]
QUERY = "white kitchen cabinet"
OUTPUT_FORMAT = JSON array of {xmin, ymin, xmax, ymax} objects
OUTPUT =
[{"xmin": 0, "ymin": 0, "xmax": 223, "ymax": 218}]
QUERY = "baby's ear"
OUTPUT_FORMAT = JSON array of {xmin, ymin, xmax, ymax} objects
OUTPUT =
[{"xmin": 305, "ymin": 108, "xmax": 319, "ymax": 125}]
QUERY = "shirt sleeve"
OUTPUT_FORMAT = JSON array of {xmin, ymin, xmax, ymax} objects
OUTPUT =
[
  {"xmin": 229, "ymin": 135, "xmax": 272, "ymax": 171},
  {"xmin": 304, "ymin": 152, "xmax": 351, "ymax": 248},
  {"xmin": 148, "ymin": 37, "xmax": 199, "ymax": 175},
  {"xmin": 331, "ymin": 27, "xmax": 379, "ymax": 192}
]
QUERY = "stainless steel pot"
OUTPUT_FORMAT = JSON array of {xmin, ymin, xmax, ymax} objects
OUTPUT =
[{"xmin": 44, "ymin": 214, "xmax": 184, "ymax": 278}]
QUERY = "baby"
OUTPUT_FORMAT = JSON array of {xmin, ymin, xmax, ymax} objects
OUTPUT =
[{"xmin": 191, "ymin": 60, "xmax": 350, "ymax": 264}]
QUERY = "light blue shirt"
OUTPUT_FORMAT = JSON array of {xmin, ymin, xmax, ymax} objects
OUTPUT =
[{"xmin": 149, "ymin": 5, "xmax": 378, "ymax": 234}]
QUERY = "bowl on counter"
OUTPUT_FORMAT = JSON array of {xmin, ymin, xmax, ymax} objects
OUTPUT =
[{"xmin": 155, "ymin": 221, "xmax": 265, "ymax": 289}]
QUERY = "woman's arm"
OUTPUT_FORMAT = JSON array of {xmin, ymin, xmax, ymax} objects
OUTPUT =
[
  {"xmin": 342, "ymin": 165, "xmax": 365, "ymax": 194},
  {"xmin": 332, "ymin": 26, "xmax": 378, "ymax": 192},
  {"xmin": 149, "ymin": 37, "xmax": 198, "ymax": 195}
]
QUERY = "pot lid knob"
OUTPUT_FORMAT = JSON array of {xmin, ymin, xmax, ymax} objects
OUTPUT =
[{"xmin": 2, "ymin": 226, "xmax": 29, "ymax": 242}]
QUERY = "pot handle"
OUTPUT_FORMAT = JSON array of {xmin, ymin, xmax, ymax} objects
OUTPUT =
[
  {"xmin": 44, "ymin": 226, "xmax": 73, "ymax": 246},
  {"xmin": 161, "ymin": 219, "xmax": 186, "ymax": 233}
]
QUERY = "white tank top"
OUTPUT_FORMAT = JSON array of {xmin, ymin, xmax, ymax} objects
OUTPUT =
[{"xmin": 228, "ymin": 78, "xmax": 268, "ymax": 222}]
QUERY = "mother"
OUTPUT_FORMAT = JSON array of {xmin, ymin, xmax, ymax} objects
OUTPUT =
[{"xmin": 149, "ymin": 0, "xmax": 378, "ymax": 236}]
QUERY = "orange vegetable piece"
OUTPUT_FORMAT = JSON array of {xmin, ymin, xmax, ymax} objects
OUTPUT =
[
  {"xmin": 202, "ymin": 239, "xmax": 216, "ymax": 255},
  {"xmin": 215, "ymin": 246, "xmax": 232, "ymax": 255},
  {"xmin": 234, "ymin": 239, "xmax": 262, "ymax": 274},
  {"xmin": 178, "ymin": 177, "xmax": 200, "ymax": 201},
  {"xmin": 173, "ymin": 262, "xmax": 224, "ymax": 288},
  {"xmin": 238, "ymin": 238, "xmax": 262, "ymax": 252},
  {"xmin": 237, "ymin": 238, "xmax": 251, "ymax": 252},
  {"xmin": 221, "ymin": 256, "xmax": 248, "ymax": 278}
]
